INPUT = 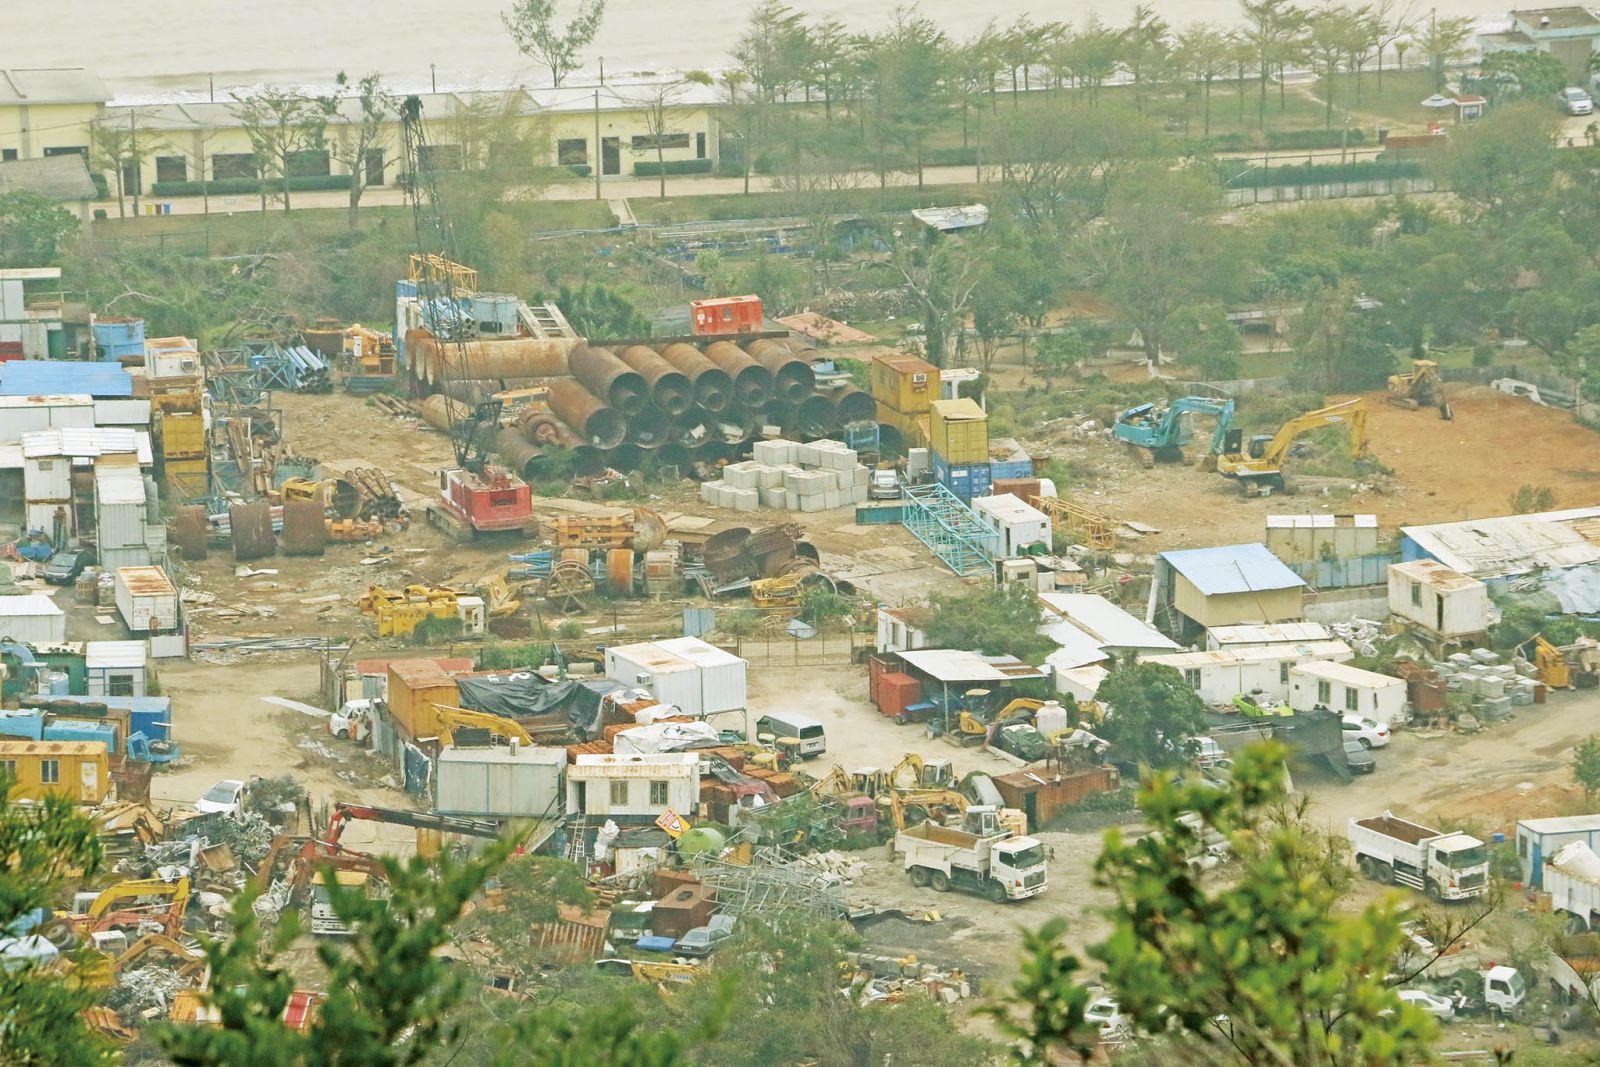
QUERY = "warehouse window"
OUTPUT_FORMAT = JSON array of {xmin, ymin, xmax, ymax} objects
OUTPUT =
[
  {"xmin": 212, "ymin": 153, "xmax": 259, "ymax": 180},
  {"xmin": 649, "ymin": 780, "xmax": 669, "ymax": 806},
  {"xmin": 696, "ymin": 132, "xmax": 706, "ymax": 159},
  {"xmin": 1344, "ymin": 687, "xmax": 1359, "ymax": 712},
  {"xmin": 1410, "ymin": 582, "xmax": 1421, "ymax": 607},
  {"xmin": 631, "ymin": 132, "xmax": 690, "ymax": 151},
  {"xmin": 609, "ymin": 781, "xmax": 629, "ymax": 806},
  {"xmin": 44, "ymin": 145, "xmax": 88, "ymax": 159},
  {"xmin": 286, "ymin": 149, "xmax": 331, "ymax": 177},
  {"xmin": 1183, "ymin": 668, "xmax": 1200, "ymax": 690},
  {"xmin": 0, "ymin": 760, "xmax": 14, "ymax": 776},
  {"xmin": 40, "ymin": 760, "xmax": 60, "ymax": 784},
  {"xmin": 0, "ymin": 149, "xmax": 16, "ymax": 162},
  {"xmin": 1317, "ymin": 680, "xmax": 1331, "ymax": 705},
  {"xmin": 108, "ymin": 673, "xmax": 135, "ymax": 697},
  {"xmin": 1279, "ymin": 662, "xmax": 1290, "ymax": 684},
  {"xmin": 155, "ymin": 155, "xmax": 188, "ymax": 183},
  {"xmin": 558, "ymin": 138, "xmax": 588, "ymax": 166}
]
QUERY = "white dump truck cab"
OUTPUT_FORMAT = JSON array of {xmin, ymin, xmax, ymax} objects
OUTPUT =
[
  {"xmin": 1428, "ymin": 835, "xmax": 1491, "ymax": 900},
  {"xmin": 989, "ymin": 836, "xmax": 1049, "ymax": 899}
]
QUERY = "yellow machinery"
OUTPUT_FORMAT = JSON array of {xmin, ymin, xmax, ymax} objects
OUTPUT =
[
  {"xmin": 344, "ymin": 326, "xmax": 396, "ymax": 378},
  {"xmin": 751, "ymin": 571, "xmax": 808, "ymax": 611},
  {"xmin": 1535, "ymin": 636, "xmax": 1572, "ymax": 689},
  {"xmin": 886, "ymin": 789, "xmax": 970, "ymax": 830},
  {"xmin": 357, "ymin": 584, "xmax": 461, "ymax": 638},
  {"xmin": 112, "ymin": 934, "xmax": 207, "ymax": 980},
  {"xmin": 888, "ymin": 753, "xmax": 954, "ymax": 791},
  {"xmin": 281, "ymin": 477, "xmax": 361, "ymax": 518},
  {"xmin": 433, "ymin": 704, "xmax": 535, "ymax": 747},
  {"xmin": 1387, "ymin": 359, "xmax": 1451, "ymax": 418},
  {"xmin": 548, "ymin": 508, "xmax": 666, "ymax": 552},
  {"xmin": 809, "ymin": 765, "xmax": 855, "ymax": 799},
  {"xmin": 408, "ymin": 253, "xmax": 477, "ymax": 296},
  {"xmin": 76, "ymin": 877, "xmax": 191, "ymax": 921},
  {"xmin": 1215, "ymin": 398, "xmax": 1368, "ymax": 496},
  {"xmin": 1028, "ymin": 494, "xmax": 1117, "ymax": 550}
]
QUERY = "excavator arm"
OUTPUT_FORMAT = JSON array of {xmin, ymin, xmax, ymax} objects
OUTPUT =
[
  {"xmin": 324, "ymin": 802, "xmax": 503, "ymax": 847},
  {"xmin": 1257, "ymin": 399, "xmax": 1367, "ymax": 469},
  {"xmin": 432, "ymin": 704, "xmax": 535, "ymax": 748}
]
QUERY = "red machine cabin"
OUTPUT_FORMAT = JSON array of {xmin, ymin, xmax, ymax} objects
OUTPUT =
[
  {"xmin": 690, "ymin": 295, "xmax": 763, "ymax": 337},
  {"xmin": 438, "ymin": 466, "xmax": 533, "ymax": 532}
]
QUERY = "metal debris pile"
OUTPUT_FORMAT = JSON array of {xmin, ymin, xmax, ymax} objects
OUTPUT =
[
  {"xmin": 105, "ymin": 965, "xmax": 195, "ymax": 1027},
  {"xmin": 844, "ymin": 952, "xmax": 975, "ymax": 1005}
]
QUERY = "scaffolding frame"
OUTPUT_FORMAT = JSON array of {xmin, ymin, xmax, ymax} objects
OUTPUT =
[
  {"xmin": 900, "ymin": 481, "xmax": 1000, "ymax": 576},
  {"xmin": 686, "ymin": 851, "xmax": 849, "ymax": 922},
  {"xmin": 1031, "ymin": 494, "xmax": 1117, "ymax": 550}
]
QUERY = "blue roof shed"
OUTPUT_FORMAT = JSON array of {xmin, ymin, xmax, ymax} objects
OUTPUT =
[
  {"xmin": 1156, "ymin": 543, "xmax": 1307, "ymax": 631},
  {"xmin": 0, "ymin": 361, "xmax": 134, "ymax": 397}
]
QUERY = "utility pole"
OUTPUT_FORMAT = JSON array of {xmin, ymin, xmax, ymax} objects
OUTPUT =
[
  {"xmin": 208, "ymin": 74, "xmax": 215, "ymax": 102},
  {"xmin": 431, "ymin": 64, "xmax": 437, "ymax": 93},
  {"xmin": 594, "ymin": 90, "xmax": 602, "ymax": 201},
  {"xmin": 129, "ymin": 108, "xmax": 141, "ymax": 216}
]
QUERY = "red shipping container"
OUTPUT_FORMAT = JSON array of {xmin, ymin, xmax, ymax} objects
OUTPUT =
[
  {"xmin": 875, "ymin": 672, "xmax": 924, "ymax": 719},
  {"xmin": 690, "ymin": 295, "xmax": 763, "ymax": 337}
]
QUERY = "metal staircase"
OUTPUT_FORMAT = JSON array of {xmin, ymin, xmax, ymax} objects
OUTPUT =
[{"xmin": 900, "ymin": 481, "xmax": 1000, "ymax": 577}]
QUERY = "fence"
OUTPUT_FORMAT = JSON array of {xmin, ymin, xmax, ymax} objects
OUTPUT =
[
  {"xmin": 726, "ymin": 633, "xmax": 864, "ymax": 667},
  {"xmin": 1223, "ymin": 177, "xmax": 1435, "ymax": 207}
]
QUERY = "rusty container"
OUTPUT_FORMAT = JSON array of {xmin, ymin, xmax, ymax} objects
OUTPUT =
[
  {"xmin": 569, "ymin": 346, "xmax": 647, "ymax": 416},
  {"xmin": 280, "ymin": 498, "xmax": 328, "ymax": 556},
  {"xmin": 658, "ymin": 343, "xmax": 733, "ymax": 412},
  {"xmin": 606, "ymin": 549, "xmax": 635, "ymax": 595},
  {"xmin": 746, "ymin": 337, "xmax": 817, "ymax": 405},
  {"xmin": 616, "ymin": 345, "xmax": 693, "ymax": 416},
  {"xmin": 171, "ymin": 505, "xmax": 209, "ymax": 561},
  {"xmin": 229, "ymin": 500, "xmax": 276, "ymax": 561},
  {"xmin": 703, "ymin": 341, "xmax": 772, "ymax": 408},
  {"xmin": 547, "ymin": 379, "xmax": 627, "ymax": 449}
]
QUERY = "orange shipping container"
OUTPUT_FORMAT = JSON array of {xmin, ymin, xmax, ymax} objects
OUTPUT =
[{"xmin": 386, "ymin": 660, "xmax": 460, "ymax": 740}]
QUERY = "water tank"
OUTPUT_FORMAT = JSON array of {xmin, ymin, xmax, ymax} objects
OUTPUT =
[
  {"xmin": 1035, "ymin": 701, "xmax": 1069, "ymax": 739},
  {"xmin": 676, "ymin": 827, "xmax": 726, "ymax": 858}
]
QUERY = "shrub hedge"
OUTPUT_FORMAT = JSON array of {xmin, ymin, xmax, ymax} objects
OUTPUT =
[
  {"xmin": 1222, "ymin": 158, "xmax": 1424, "ymax": 188},
  {"xmin": 632, "ymin": 159, "xmax": 714, "ymax": 177},
  {"xmin": 150, "ymin": 175, "xmax": 354, "ymax": 197}
]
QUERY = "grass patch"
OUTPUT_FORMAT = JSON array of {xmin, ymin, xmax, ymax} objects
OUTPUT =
[{"xmin": 629, "ymin": 183, "xmax": 989, "ymax": 225}]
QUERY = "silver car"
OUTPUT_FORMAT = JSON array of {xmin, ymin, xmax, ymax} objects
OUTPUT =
[{"xmin": 1557, "ymin": 87, "xmax": 1594, "ymax": 115}]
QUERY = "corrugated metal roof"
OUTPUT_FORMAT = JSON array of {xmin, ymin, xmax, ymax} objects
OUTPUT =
[
  {"xmin": 23, "ymin": 427, "xmax": 142, "ymax": 460},
  {"xmin": 898, "ymin": 649, "xmax": 1047, "ymax": 682},
  {"xmin": 1161, "ymin": 543, "xmax": 1306, "ymax": 595},
  {"xmin": 1400, "ymin": 507, "xmax": 1600, "ymax": 579},
  {"xmin": 569, "ymin": 752, "xmax": 699, "ymax": 778},
  {"xmin": 1518, "ymin": 815, "xmax": 1600, "ymax": 834},
  {"xmin": 1039, "ymin": 592, "xmax": 1179, "ymax": 651},
  {"xmin": 85, "ymin": 641, "xmax": 146, "ymax": 668},
  {"xmin": 1266, "ymin": 514, "xmax": 1378, "ymax": 528},
  {"xmin": 0, "ymin": 362, "xmax": 134, "ymax": 397},
  {"xmin": 1207, "ymin": 622, "xmax": 1334, "ymax": 645},
  {"xmin": 1289, "ymin": 660, "xmax": 1404, "ymax": 688},
  {"xmin": 1145, "ymin": 641, "xmax": 1353, "ymax": 669},
  {"xmin": 0, "ymin": 156, "xmax": 97, "ymax": 201},
  {"xmin": 1039, "ymin": 621, "xmax": 1110, "ymax": 670},
  {"xmin": 0, "ymin": 595, "xmax": 63, "ymax": 617},
  {"xmin": 1389, "ymin": 559, "xmax": 1484, "ymax": 591},
  {"xmin": 114, "ymin": 566, "xmax": 173, "ymax": 595}
]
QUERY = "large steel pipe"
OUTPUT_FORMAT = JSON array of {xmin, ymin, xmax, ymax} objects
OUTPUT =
[
  {"xmin": 569, "ymin": 345, "xmax": 647, "ymax": 416},
  {"xmin": 704, "ymin": 405, "xmax": 757, "ymax": 444},
  {"xmin": 495, "ymin": 427, "xmax": 548, "ymax": 483},
  {"xmin": 695, "ymin": 441, "xmax": 734, "ymax": 467},
  {"xmin": 573, "ymin": 446, "xmax": 608, "ymax": 478},
  {"xmin": 517, "ymin": 410, "xmax": 583, "ymax": 449},
  {"xmin": 419, "ymin": 393, "xmax": 472, "ymax": 433},
  {"xmin": 626, "ymin": 407, "xmax": 671, "ymax": 449},
  {"xmin": 758, "ymin": 400, "xmax": 793, "ymax": 434},
  {"xmin": 703, "ymin": 342, "xmax": 772, "ymax": 408},
  {"xmin": 656, "ymin": 443, "xmax": 691, "ymax": 472},
  {"xmin": 794, "ymin": 393, "xmax": 835, "ymax": 436},
  {"xmin": 658, "ymin": 343, "xmax": 733, "ymax": 412},
  {"xmin": 408, "ymin": 330, "xmax": 577, "ymax": 384},
  {"xmin": 440, "ymin": 379, "xmax": 503, "ymax": 406},
  {"xmin": 548, "ymin": 379, "xmax": 626, "ymax": 449},
  {"xmin": 616, "ymin": 345, "xmax": 693, "ymax": 416},
  {"xmin": 834, "ymin": 385, "xmax": 876, "ymax": 426},
  {"xmin": 607, "ymin": 443, "xmax": 643, "ymax": 473},
  {"xmin": 669, "ymin": 408, "xmax": 710, "ymax": 446},
  {"xmin": 747, "ymin": 338, "xmax": 816, "ymax": 405}
]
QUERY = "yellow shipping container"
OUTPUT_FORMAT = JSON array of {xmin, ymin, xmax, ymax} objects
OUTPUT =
[
  {"xmin": 159, "ymin": 412, "xmax": 206, "ymax": 459},
  {"xmin": 387, "ymin": 660, "xmax": 461, "ymax": 740},
  {"xmin": 875, "ymin": 401, "xmax": 931, "ymax": 448},
  {"xmin": 0, "ymin": 740, "xmax": 110, "ymax": 803},
  {"xmin": 929, "ymin": 398, "xmax": 988, "ymax": 465},
  {"xmin": 871, "ymin": 354, "xmax": 940, "ymax": 415}
]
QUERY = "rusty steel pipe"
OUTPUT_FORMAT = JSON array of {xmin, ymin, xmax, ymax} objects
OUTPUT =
[
  {"xmin": 834, "ymin": 385, "xmax": 877, "ymax": 426},
  {"xmin": 572, "ymin": 446, "xmax": 608, "ymax": 478},
  {"xmin": 794, "ymin": 393, "xmax": 836, "ymax": 436},
  {"xmin": 656, "ymin": 443, "xmax": 691, "ymax": 472},
  {"xmin": 703, "ymin": 341, "xmax": 772, "ymax": 408},
  {"xmin": 626, "ymin": 406, "xmax": 671, "ymax": 449},
  {"xmin": 616, "ymin": 345, "xmax": 693, "ymax": 416},
  {"xmin": 705, "ymin": 405, "xmax": 758, "ymax": 444},
  {"xmin": 569, "ymin": 345, "xmax": 648, "ymax": 416},
  {"xmin": 657, "ymin": 343, "xmax": 733, "ymax": 412},
  {"xmin": 495, "ymin": 427, "xmax": 549, "ymax": 483},
  {"xmin": 668, "ymin": 408, "xmax": 710, "ymax": 446},
  {"xmin": 517, "ymin": 410, "xmax": 583, "ymax": 449},
  {"xmin": 408, "ymin": 330, "xmax": 577, "ymax": 384},
  {"xmin": 419, "ymin": 393, "xmax": 472, "ymax": 433},
  {"xmin": 547, "ymin": 379, "xmax": 626, "ymax": 449},
  {"xmin": 440, "ymin": 379, "xmax": 503, "ymax": 406},
  {"xmin": 607, "ymin": 442, "xmax": 643, "ymax": 473},
  {"xmin": 747, "ymin": 338, "xmax": 816, "ymax": 405}
]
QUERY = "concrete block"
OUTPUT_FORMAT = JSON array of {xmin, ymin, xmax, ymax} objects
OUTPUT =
[
  {"xmin": 723, "ymin": 462, "xmax": 760, "ymax": 490},
  {"xmin": 799, "ymin": 493, "xmax": 826, "ymax": 513},
  {"xmin": 727, "ymin": 487, "xmax": 760, "ymax": 512},
  {"xmin": 788, "ymin": 470, "xmax": 829, "ymax": 497},
  {"xmin": 852, "ymin": 484, "xmax": 868, "ymax": 504},
  {"xmin": 753, "ymin": 439, "xmax": 798, "ymax": 466},
  {"xmin": 699, "ymin": 480, "xmax": 717, "ymax": 504},
  {"xmin": 1470, "ymin": 648, "xmax": 1500, "ymax": 664},
  {"xmin": 823, "ymin": 489, "xmax": 842, "ymax": 509},
  {"xmin": 785, "ymin": 489, "xmax": 801, "ymax": 510},
  {"xmin": 794, "ymin": 443, "xmax": 820, "ymax": 467},
  {"xmin": 757, "ymin": 464, "xmax": 784, "ymax": 489},
  {"xmin": 853, "ymin": 463, "xmax": 871, "ymax": 487},
  {"xmin": 759, "ymin": 486, "xmax": 786, "ymax": 509}
]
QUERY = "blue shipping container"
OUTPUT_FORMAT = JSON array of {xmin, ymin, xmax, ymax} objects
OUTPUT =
[
  {"xmin": 92, "ymin": 319, "xmax": 146, "ymax": 361},
  {"xmin": 991, "ymin": 459, "xmax": 1033, "ymax": 480},
  {"xmin": 932, "ymin": 452, "xmax": 992, "ymax": 502},
  {"xmin": 44, "ymin": 720, "xmax": 118, "ymax": 753},
  {"xmin": 0, "ymin": 711, "xmax": 44, "ymax": 742},
  {"xmin": 0, "ymin": 360, "xmax": 135, "ymax": 397},
  {"xmin": 32, "ymin": 695, "xmax": 170, "ymax": 741}
]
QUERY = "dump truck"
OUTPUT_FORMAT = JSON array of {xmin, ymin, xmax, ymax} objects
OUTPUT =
[
  {"xmin": 894, "ymin": 805, "xmax": 1047, "ymax": 903},
  {"xmin": 1394, "ymin": 925, "xmax": 1527, "ymax": 1018},
  {"xmin": 1347, "ymin": 812, "xmax": 1489, "ymax": 901},
  {"xmin": 1545, "ymin": 841, "xmax": 1600, "ymax": 932}
]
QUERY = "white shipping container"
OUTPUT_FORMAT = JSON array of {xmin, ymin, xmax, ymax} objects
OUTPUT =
[
  {"xmin": 605, "ymin": 638, "xmax": 748, "ymax": 717},
  {"xmin": 0, "ymin": 595, "xmax": 66, "ymax": 644},
  {"xmin": 654, "ymin": 637, "xmax": 747, "ymax": 715},
  {"xmin": 22, "ymin": 455, "xmax": 70, "ymax": 501},
  {"xmin": 92, "ymin": 399, "xmax": 153, "ymax": 427},
  {"xmin": 434, "ymin": 744, "xmax": 565, "ymax": 818},
  {"xmin": 971, "ymin": 494, "xmax": 1052, "ymax": 557},
  {"xmin": 98, "ymin": 545, "xmax": 152, "ymax": 571},
  {"xmin": 96, "ymin": 468, "xmax": 148, "ymax": 549},
  {"xmin": 1387, "ymin": 561, "xmax": 1489, "ymax": 639},
  {"xmin": 114, "ymin": 566, "xmax": 178, "ymax": 632},
  {"xmin": 0, "ymin": 396, "xmax": 94, "ymax": 444}
]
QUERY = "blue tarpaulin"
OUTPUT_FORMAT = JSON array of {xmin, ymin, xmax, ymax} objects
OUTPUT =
[{"xmin": 0, "ymin": 361, "xmax": 134, "ymax": 396}]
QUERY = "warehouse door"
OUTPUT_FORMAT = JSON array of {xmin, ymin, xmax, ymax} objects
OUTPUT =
[{"xmin": 602, "ymin": 137, "xmax": 620, "ymax": 176}]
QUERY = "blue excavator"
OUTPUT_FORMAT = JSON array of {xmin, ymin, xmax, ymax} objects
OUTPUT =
[{"xmin": 1112, "ymin": 396, "xmax": 1236, "ymax": 465}]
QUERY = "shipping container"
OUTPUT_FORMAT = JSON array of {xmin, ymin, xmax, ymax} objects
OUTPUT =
[
  {"xmin": 434, "ymin": 743, "xmax": 565, "ymax": 818},
  {"xmin": 990, "ymin": 477, "xmax": 1041, "ymax": 504},
  {"xmin": 972, "ymin": 494, "xmax": 1053, "ymax": 557},
  {"xmin": 98, "ymin": 545, "xmax": 151, "ymax": 571},
  {"xmin": 385, "ymin": 660, "xmax": 460, "ymax": 740},
  {"xmin": 96, "ymin": 466, "xmax": 148, "ymax": 549},
  {"xmin": 0, "ymin": 740, "xmax": 109, "ymax": 803},
  {"xmin": 871, "ymin": 354, "xmax": 940, "ymax": 415},
  {"xmin": 990, "ymin": 459, "xmax": 1034, "ymax": 480},
  {"xmin": 874, "ymin": 672, "xmax": 924, "ymax": 719},
  {"xmin": 1387, "ymin": 560, "xmax": 1489, "ymax": 639},
  {"xmin": 875, "ymin": 401, "xmax": 931, "ymax": 448},
  {"xmin": 650, "ymin": 882, "xmax": 716, "ymax": 938},
  {"xmin": 0, "ymin": 396, "xmax": 95, "ymax": 445},
  {"xmin": 931, "ymin": 452, "xmax": 992, "ymax": 502},
  {"xmin": 992, "ymin": 765, "xmax": 1119, "ymax": 831},
  {"xmin": 92, "ymin": 398, "xmax": 153, "ymax": 427},
  {"xmin": 566, "ymin": 753, "xmax": 700, "ymax": 819},
  {"xmin": 85, "ymin": 641, "xmax": 148, "ymax": 698},
  {"xmin": 114, "ymin": 566, "xmax": 177, "ymax": 633},
  {"xmin": 604, "ymin": 638, "xmax": 746, "ymax": 717},
  {"xmin": 690, "ymin": 295, "xmax": 763, "ymax": 336},
  {"xmin": 928, "ymin": 399, "xmax": 988, "ymax": 465},
  {"xmin": 144, "ymin": 337, "xmax": 200, "ymax": 379},
  {"xmin": 157, "ymin": 412, "xmax": 205, "ymax": 459},
  {"xmin": 92, "ymin": 317, "xmax": 146, "ymax": 360},
  {"xmin": 0, "ymin": 595, "xmax": 66, "ymax": 644}
]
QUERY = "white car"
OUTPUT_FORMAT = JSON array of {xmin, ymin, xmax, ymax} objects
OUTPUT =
[
  {"xmin": 1396, "ymin": 988, "xmax": 1455, "ymax": 1020},
  {"xmin": 1342, "ymin": 716, "xmax": 1390, "ymax": 749},
  {"xmin": 196, "ymin": 779, "xmax": 247, "ymax": 817},
  {"xmin": 1084, "ymin": 996, "xmax": 1134, "ymax": 1042}
]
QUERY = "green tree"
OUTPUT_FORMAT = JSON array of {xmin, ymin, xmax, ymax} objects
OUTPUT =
[
  {"xmin": 1092, "ymin": 661, "xmax": 1209, "ymax": 769},
  {"xmin": 629, "ymin": 75, "xmax": 711, "ymax": 199},
  {"xmin": 229, "ymin": 86, "xmax": 326, "ymax": 213},
  {"xmin": 924, "ymin": 583, "xmax": 1055, "ymax": 664},
  {"xmin": 864, "ymin": 7, "xmax": 953, "ymax": 189},
  {"xmin": 0, "ymin": 780, "xmax": 112, "ymax": 1066},
  {"xmin": 1174, "ymin": 24, "xmax": 1236, "ymax": 137},
  {"xmin": 1034, "ymin": 328, "xmax": 1090, "ymax": 390},
  {"xmin": 992, "ymin": 103, "xmax": 1167, "ymax": 232},
  {"xmin": 1095, "ymin": 743, "xmax": 1439, "ymax": 1064},
  {"xmin": 316, "ymin": 71, "xmax": 397, "ymax": 228},
  {"xmin": 1164, "ymin": 303, "xmax": 1243, "ymax": 380},
  {"xmin": 1239, "ymin": 0, "xmax": 1308, "ymax": 127},
  {"xmin": 1568, "ymin": 739, "xmax": 1600, "ymax": 806},
  {"xmin": 0, "ymin": 191, "xmax": 80, "ymax": 267},
  {"xmin": 1478, "ymin": 49, "xmax": 1569, "ymax": 105},
  {"xmin": 1416, "ymin": 12, "xmax": 1474, "ymax": 92},
  {"xmin": 1291, "ymin": 280, "xmax": 1397, "ymax": 391},
  {"xmin": 90, "ymin": 113, "xmax": 166, "ymax": 219},
  {"xmin": 502, "ymin": 0, "xmax": 607, "ymax": 88},
  {"xmin": 886, "ymin": 225, "xmax": 990, "ymax": 367},
  {"xmin": 1510, "ymin": 484, "xmax": 1559, "ymax": 514}
]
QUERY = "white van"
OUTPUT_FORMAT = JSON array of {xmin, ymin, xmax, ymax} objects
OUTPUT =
[{"xmin": 754, "ymin": 712, "xmax": 827, "ymax": 759}]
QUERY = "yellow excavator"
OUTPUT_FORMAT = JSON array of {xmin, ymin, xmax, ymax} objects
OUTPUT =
[
  {"xmin": 886, "ymin": 788, "xmax": 971, "ymax": 830},
  {"xmin": 1215, "ymin": 398, "xmax": 1368, "ymax": 496},
  {"xmin": 1387, "ymin": 359, "xmax": 1452, "ymax": 419},
  {"xmin": 433, "ymin": 705, "xmax": 535, "ymax": 747}
]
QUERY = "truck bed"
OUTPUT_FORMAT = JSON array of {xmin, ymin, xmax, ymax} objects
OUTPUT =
[
  {"xmin": 1355, "ymin": 814, "xmax": 1436, "ymax": 844},
  {"xmin": 900, "ymin": 822, "xmax": 983, "ymax": 849}
]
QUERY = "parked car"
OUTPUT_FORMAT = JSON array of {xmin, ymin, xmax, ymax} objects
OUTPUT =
[
  {"xmin": 1396, "ymin": 988, "xmax": 1456, "ymax": 1020},
  {"xmin": 868, "ymin": 468, "xmax": 901, "ymax": 501},
  {"xmin": 1557, "ymin": 86, "xmax": 1594, "ymax": 115},
  {"xmin": 196, "ymin": 779, "xmax": 248, "ymax": 817},
  {"xmin": 1342, "ymin": 716, "xmax": 1391, "ymax": 749},
  {"xmin": 1084, "ymin": 996, "xmax": 1134, "ymax": 1041},
  {"xmin": 42, "ymin": 548, "xmax": 90, "ymax": 585},
  {"xmin": 1191, "ymin": 736, "xmax": 1231, "ymax": 768},
  {"xmin": 1345, "ymin": 741, "xmax": 1377, "ymax": 775},
  {"xmin": 674, "ymin": 914, "xmax": 736, "ymax": 957}
]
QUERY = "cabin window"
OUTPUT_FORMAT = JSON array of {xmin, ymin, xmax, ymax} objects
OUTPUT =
[
  {"xmin": 1317, "ymin": 680, "xmax": 1331, "ymax": 705},
  {"xmin": 108, "ymin": 673, "xmax": 136, "ymax": 697},
  {"xmin": 1344, "ymin": 687, "xmax": 1359, "ymax": 712},
  {"xmin": 558, "ymin": 138, "xmax": 588, "ymax": 165},
  {"xmin": 650, "ymin": 780, "xmax": 669, "ymax": 805},
  {"xmin": 609, "ymin": 781, "xmax": 629, "ymax": 806},
  {"xmin": 40, "ymin": 760, "xmax": 60, "ymax": 784},
  {"xmin": 1411, "ymin": 582, "xmax": 1422, "ymax": 607}
]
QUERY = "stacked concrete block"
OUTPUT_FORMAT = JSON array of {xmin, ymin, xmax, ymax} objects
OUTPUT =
[
  {"xmin": 753, "ymin": 439, "xmax": 799, "ymax": 466},
  {"xmin": 759, "ymin": 486, "xmax": 786, "ymax": 508},
  {"xmin": 727, "ymin": 487, "xmax": 760, "ymax": 511},
  {"xmin": 723, "ymin": 462, "xmax": 761, "ymax": 490},
  {"xmin": 853, "ymin": 464, "xmax": 871, "ymax": 488},
  {"xmin": 703, "ymin": 439, "xmax": 866, "ymax": 512}
]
